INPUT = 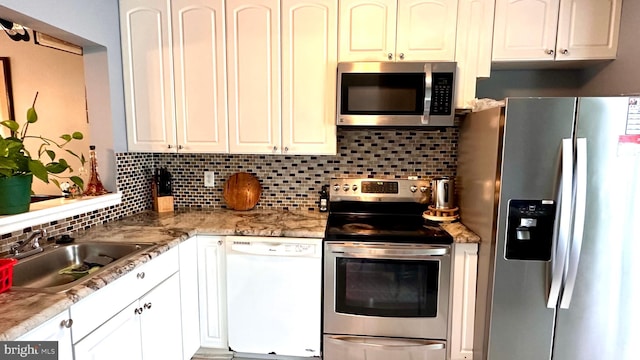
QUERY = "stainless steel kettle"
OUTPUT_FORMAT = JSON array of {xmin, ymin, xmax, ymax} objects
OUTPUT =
[{"xmin": 431, "ymin": 176, "xmax": 455, "ymax": 209}]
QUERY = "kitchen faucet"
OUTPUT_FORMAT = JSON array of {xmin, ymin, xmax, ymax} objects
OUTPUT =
[{"xmin": 10, "ymin": 229, "xmax": 47, "ymax": 259}]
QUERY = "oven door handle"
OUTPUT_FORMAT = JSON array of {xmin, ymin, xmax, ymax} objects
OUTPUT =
[
  {"xmin": 331, "ymin": 246, "xmax": 449, "ymax": 258},
  {"xmin": 326, "ymin": 335, "xmax": 445, "ymax": 351}
]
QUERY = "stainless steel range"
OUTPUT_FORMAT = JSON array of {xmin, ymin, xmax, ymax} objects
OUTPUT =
[{"xmin": 323, "ymin": 178, "xmax": 452, "ymax": 360}]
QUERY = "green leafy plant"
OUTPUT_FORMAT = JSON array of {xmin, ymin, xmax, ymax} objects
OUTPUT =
[{"xmin": 0, "ymin": 92, "xmax": 86, "ymax": 189}]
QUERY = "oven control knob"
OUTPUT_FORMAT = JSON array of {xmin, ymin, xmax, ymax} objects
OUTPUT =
[
  {"xmin": 420, "ymin": 186, "xmax": 428, "ymax": 193},
  {"xmin": 333, "ymin": 184, "xmax": 340, "ymax": 192},
  {"xmin": 343, "ymin": 184, "xmax": 350, "ymax": 192},
  {"xmin": 410, "ymin": 185, "xmax": 418, "ymax": 193},
  {"xmin": 352, "ymin": 184, "xmax": 358, "ymax": 191}
]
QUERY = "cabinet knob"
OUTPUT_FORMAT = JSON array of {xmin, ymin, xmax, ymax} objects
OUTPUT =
[
  {"xmin": 178, "ymin": 145, "xmax": 184, "ymax": 150},
  {"xmin": 387, "ymin": 52, "xmax": 393, "ymax": 60},
  {"xmin": 137, "ymin": 272, "xmax": 146, "ymax": 279},
  {"xmin": 399, "ymin": 53, "xmax": 405, "ymax": 60},
  {"xmin": 144, "ymin": 302, "xmax": 152, "ymax": 310},
  {"xmin": 273, "ymin": 146, "xmax": 278, "ymax": 152},
  {"xmin": 135, "ymin": 307, "xmax": 143, "ymax": 315},
  {"xmin": 218, "ymin": 240, "xmax": 223, "ymax": 246},
  {"xmin": 545, "ymin": 49, "xmax": 555, "ymax": 55},
  {"xmin": 284, "ymin": 146, "xmax": 289, "ymax": 153},
  {"xmin": 167, "ymin": 144, "xmax": 173, "ymax": 149},
  {"xmin": 560, "ymin": 49, "xmax": 569, "ymax": 55},
  {"xmin": 61, "ymin": 319, "xmax": 73, "ymax": 329}
]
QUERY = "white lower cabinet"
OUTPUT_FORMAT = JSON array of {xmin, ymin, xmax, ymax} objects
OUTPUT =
[
  {"xmin": 196, "ymin": 235, "xmax": 228, "ymax": 349},
  {"xmin": 73, "ymin": 301, "xmax": 143, "ymax": 360},
  {"xmin": 449, "ymin": 243, "xmax": 478, "ymax": 360},
  {"xmin": 17, "ymin": 309, "xmax": 74, "ymax": 360},
  {"xmin": 71, "ymin": 247, "xmax": 181, "ymax": 360},
  {"xmin": 74, "ymin": 273, "xmax": 182, "ymax": 360},
  {"xmin": 179, "ymin": 237, "xmax": 201, "ymax": 359}
]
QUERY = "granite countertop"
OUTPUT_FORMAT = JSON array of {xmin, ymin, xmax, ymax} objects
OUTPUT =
[{"xmin": 0, "ymin": 208, "xmax": 479, "ymax": 340}]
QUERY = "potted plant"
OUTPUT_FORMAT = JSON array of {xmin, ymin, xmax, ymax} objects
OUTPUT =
[{"xmin": 0, "ymin": 92, "xmax": 85, "ymax": 215}]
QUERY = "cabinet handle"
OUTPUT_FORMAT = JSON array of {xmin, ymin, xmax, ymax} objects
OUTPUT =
[
  {"xmin": 144, "ymin": 302, "xmax": 152, "ymax": 310},
  {"xmin": 387, "ymin": 52, "xmax": 393, "ymax": 60},
  {"xmin": 399, "ymin": 53, "xmax": 405, "ymax": 60},
  {"xmin": 61, "ymin": 319, "xmax": 73, "ymax": 329},
  {"xmin": 560, "ymin": 49, "xmax": 569, "ymax": 55},
  {"xmin": 545, "ymin": 49, "xmax": 555, "ymax": 55},
  {"xmin": 137, "ymin": 272, "xmax": 145, "ymax": 279}
]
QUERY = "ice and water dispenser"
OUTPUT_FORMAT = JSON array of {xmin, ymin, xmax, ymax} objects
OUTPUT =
[{"xmin": 505, "ymin": 200, "xmax": 556, "ymax": 261}]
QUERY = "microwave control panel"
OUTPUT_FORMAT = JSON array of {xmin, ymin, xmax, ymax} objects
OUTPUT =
[{"xmin": 430, "ymin": 72, "xmax": 454, "ymax": 116}]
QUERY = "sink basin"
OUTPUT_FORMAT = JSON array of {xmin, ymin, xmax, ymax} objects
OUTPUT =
[{"xmin": 11, "ymin": 242, "xmax": 155, "ymax": 293}]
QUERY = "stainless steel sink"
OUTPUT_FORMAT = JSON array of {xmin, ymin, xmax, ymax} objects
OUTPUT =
[{"xmin": 11, "ymin": 242, "xmax": 155, "ymax": 293}]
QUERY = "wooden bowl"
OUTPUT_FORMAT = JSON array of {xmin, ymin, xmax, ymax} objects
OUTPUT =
[{"xmin": 223, "ymin": 172, "xmax": 261, "ymax": 210}]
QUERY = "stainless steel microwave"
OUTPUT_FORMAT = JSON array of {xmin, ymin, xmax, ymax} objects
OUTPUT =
[{"xmin": 336, "ymin": 62, "xmax": 456, "ymax": 127}]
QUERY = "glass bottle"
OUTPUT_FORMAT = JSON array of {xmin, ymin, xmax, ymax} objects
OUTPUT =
[{"xmin": 84, "ymin": 145, "xmax": 108, "ymax": 196}]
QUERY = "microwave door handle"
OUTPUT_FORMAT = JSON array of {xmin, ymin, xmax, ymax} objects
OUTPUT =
[{"xmin": 422, "ymin": 63, "xmax": 432, "ymax": 124}]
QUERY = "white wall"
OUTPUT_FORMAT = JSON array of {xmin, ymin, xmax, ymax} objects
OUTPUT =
[
  {"xmin": 0, "ymin": 34, "xmax": 89, "ymax": 194},
  {"xmin": 0, "ymin": 0, "xmax": 127, "ymax": 192}
]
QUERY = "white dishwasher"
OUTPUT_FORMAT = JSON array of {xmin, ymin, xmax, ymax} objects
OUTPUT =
[{"xmin": 225, "ymin": 236, "xmax": 322, "ymax": 358}]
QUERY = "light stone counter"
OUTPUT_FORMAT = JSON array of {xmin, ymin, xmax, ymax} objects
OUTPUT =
[{"xmin": 0, "ymin": 208, "xmax": 478, "ymax": 340}]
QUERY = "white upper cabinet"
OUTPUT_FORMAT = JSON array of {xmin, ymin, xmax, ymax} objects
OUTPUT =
[
  {"xmin": 121, "ymin": 0, "xmax": 175, "ymax": 152},
  {"xmin": 121, "ymin": 0, "xmax": 228, "ymax": 152},
  {"xmin": 339, "ymin": 0, "xmax": 458, "ymax": 61},
  {"xmin": 226, "ymin": 0, "xmax": 282, "ymax": 154},
  {"xmin": 454, "ymin": 0, "xmax": 495, "ymax": 109},
  {"xmin": 228, "ymin": 0, "xmax": 337, "ymax": 155},
  {"xmin": 556, "ymin": 0, "xmax": 622, "ymax": 60},
  {"xmin": 172, "ymin": 0, "xmax": 229, "ymax": 152},
  {"xmin": 281, "ymin": 0, "xmax": 338, "ymax": 155},
  {"xmin": 493, "ymin": 0, "xmax": 622, "ymax": 62}
]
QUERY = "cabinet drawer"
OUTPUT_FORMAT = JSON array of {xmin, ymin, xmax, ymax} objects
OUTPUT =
[{"xmin": 70, "ymin": 246, "xmax": 179, "ymax": 341}]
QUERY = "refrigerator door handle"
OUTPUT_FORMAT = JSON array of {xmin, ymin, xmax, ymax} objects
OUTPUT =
[
  {"xmin": 560, "ymin": 138, "xmax": 587, "ymax": 309},
  {"xmin": 547, "ymin": 138, "xmax": 574, "ymax": 309}
]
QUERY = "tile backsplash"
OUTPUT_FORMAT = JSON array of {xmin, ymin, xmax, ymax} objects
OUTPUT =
[
  {"xmin": 0, "ymin": 127, "xmax": 458, "ymax": 253},
  {"xmin": 156, "ymin": 127, "xmax": 458, "ymax": 210}
]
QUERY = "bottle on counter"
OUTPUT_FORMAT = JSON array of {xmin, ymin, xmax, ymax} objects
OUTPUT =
[
  {"xmin": 84, "ymin": 145, "xmax": 108, "ymax": 196},
  {"xmin": 319, "ymin": 185, "xmax": 329, "ymax": 212}
]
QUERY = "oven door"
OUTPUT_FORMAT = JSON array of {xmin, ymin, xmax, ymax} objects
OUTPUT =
[{"xmin": 323, "ymin": 241, "xmax": 451, "ymax": 340}]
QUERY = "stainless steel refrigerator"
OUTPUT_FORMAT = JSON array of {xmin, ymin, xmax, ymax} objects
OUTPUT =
[{"xmin": 457, "ymin": 97, "xmax": 640, "ymax": 360}]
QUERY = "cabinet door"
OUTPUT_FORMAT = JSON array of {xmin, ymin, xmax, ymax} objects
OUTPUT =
[
  {"xmin": 140, "ymin": 273, "xmax": 183, "ymax": 360},
  {"xmin": 227, "ymin": 0, "xmax": 282, "ymax": 154},
  {"xmin": 555, "ymin": 0, "xmax": 622, "ymax": 60},
  {"xmin": 17, "ymin": 310, "xmax": 73, "ymax": 360},
  {"xmin": 281, "ymin": 0, "xmax": 337, "ymax": 155},
  {"xmin": 454, "ymin": 0, "xmax": 495, "ymax": 109},
  {"xmin": 197, "ymin": 236, "xmax": 228, "ymax": 348},
  {"xmin": 396, "ymin": 0, "xmax": 457, "ymax": 61},
  {"xmin": 172, "ymin": 0, "xmax": 229, "ymax": 152},
  {"xmin": 179, "ymin": 237, "xmax": 200, "ymax": 360},
  {"xmin": 120, "ymin": 0, "xmax": 176, "ymax": 152},
  {"xmin": 74, "ymin": 302, "xmax": 143, "ymax": 360},
  {"xmin": 449, "ymin": 243, "xmax": 478, "ymax": 360},
  {"xmin": 338, "ymin": 0, "xmax": 397, "ymax": 61},
  {"xmin": 492, "ymin": 0, "xmax": 560, "ymax": 61}
]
